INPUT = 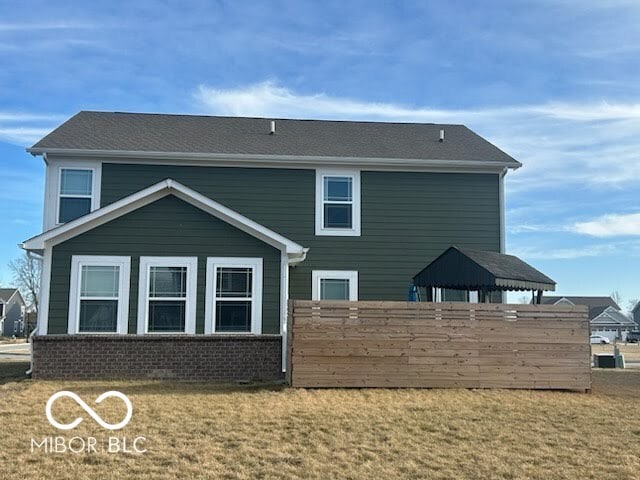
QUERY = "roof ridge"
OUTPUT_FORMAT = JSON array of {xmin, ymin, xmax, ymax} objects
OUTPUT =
[{"xmin": 79, "ymin": 110, "xmax": 465, "ymax": 127}]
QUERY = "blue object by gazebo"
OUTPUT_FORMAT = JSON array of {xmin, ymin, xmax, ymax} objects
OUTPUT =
[{"xmin": 407, "ymin": 283, "xmax": 420, "ymax": 302}]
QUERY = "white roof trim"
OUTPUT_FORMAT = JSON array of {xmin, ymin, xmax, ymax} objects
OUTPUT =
[
  {"xmin": 591, "ymin": 307, "xmax": 635, "ymax": 325},
  {"xmin": 0, "ymin": 289, "xmax": 21, "ymax": 304},
  {"xmin": 553, "ymin": 297, "xmax": 575, "ymax": 306},
  {"xmin": 22, "ymin": 179, "xmax": 308, "ymax": 260},
  {"xmin": 27, "ymin": 147, "xmax": 522, "ymax": 170}
]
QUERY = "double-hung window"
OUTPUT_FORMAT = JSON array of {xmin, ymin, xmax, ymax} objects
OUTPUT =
[
  {"xmin": 205, "ymin": 258, "xmax": 262, "ymax": 334},
  {"xmin": 68, "ymin": 256, "xmax": 131, "ymax": 334},
  {"xmin": 315, "ymin": 170, "xmax": 361, "ymax": 236},
  {"xmin": 58, "ymin": 168, "xmax": 94, "ymax": 223},
  {"xmin": 138, "ymin": 257, "xmax": 197, "ymax": 334},
  {"xmin": 312, "ymin": 271, "xmax": 358, "ymax": 301}
]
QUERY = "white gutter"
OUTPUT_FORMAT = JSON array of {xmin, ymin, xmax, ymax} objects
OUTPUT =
[
  {"xmin": 27, "ymin": 147, "xmax": 522, "ymax": 170},
  {"xmin": 288, "ymin": 248, "xmax": 309, "ymax": 265}
]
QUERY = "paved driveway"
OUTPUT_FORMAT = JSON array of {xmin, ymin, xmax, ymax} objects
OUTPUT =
[{"xmin": 0, "ymin": 343, "xmax": 30, "ymax": 361}]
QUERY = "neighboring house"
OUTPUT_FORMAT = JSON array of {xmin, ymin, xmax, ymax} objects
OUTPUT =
[
  {"xmin": 541, "ymin": 296, "xmax": 633, "ymax": 341},
  {"xmin": 590, "ymin": 307, "xmax": 636, "ymax": 341},
  {"xmin": 21, "ymin": 111, "xmax": 521, "ymax": 379},
  {"xmin": 632, "ymin": 302, "xmax": 640, "ymax": 329},
  {"xmin": 0, "ymin": 288, "xmax": 26, "ymax": 337}
]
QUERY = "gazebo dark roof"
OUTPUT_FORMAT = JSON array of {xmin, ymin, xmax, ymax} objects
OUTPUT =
[{"xmin": 413, "ymin": 246, "xmax": 556, "ymax": 292}]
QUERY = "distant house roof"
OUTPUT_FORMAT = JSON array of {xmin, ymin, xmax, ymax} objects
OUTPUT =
[
  {"xmin": 0, "ymin": 288, "xmax": 18, "ymax": 301},
  {"xmin": 27, "ymin": 111, "xmax": 521, "ymax": 168},
  {"xmin": 0, "ymin": 288, "xmax": 22, "ymax": 304},
  {"xmin": 541, "ymin": 296, "xmax": 620, "ymax": 319},
  {"xmin": 591, "ymin": 307, "xmax": 636, "ymax": 328},
  {"xmin": 413, "ymin": 246, "xmax": 556, "ymax": 292}
]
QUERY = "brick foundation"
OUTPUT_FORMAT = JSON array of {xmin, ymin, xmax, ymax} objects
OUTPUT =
[{"xmin": 32, "ymin": 335, "xmax": 283, "ymax": 381}]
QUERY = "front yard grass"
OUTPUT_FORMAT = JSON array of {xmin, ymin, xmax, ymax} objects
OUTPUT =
[
  {"xmin": 0, "ymin": 337, "xmax": 27, "ymax": 344},
  {"xmin": 0, "ymin": 361, "xmax": 639, "ymax": 479}
]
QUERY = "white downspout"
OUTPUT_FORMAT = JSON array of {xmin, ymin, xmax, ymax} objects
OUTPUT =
[
  {"xmin": 281, "ymin": 248, "xmax": 309, "ymax": 374},
  {"xmin": 23, "ymin": 249, "xmax": 45, "ymax": 375}
]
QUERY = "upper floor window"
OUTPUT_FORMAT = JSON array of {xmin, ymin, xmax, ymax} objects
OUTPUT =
[
  {"xmin": 58, "ymin": 168, "xmax": 94, "ymax": 223},
  {"xmin": 315, "ymin": 169, "xmax": 361, "ymax": 236},
  {"xmin": 44, "ymin": 161, "xmax": 101, "ymax": 230}
]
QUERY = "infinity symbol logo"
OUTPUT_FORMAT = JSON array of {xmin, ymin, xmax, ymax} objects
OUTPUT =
[{"xmin": 45, "ymin": 391, "xmax": 133, "ymax": 430}]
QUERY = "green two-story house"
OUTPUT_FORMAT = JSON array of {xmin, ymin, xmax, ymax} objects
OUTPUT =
[{"xmin": 22, "ymin": 111, "xmax": 521, "ymax": 380}]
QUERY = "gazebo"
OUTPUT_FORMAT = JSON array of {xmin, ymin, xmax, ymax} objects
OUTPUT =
[{"xmin": 412, "ymin": 246, "xmax": 556, "ymax": 304}]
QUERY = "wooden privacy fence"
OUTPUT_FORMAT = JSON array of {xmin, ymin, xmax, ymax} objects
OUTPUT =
[{"xmin": 288, "ymin": 300, "xmax": 591, "ymax": 391}]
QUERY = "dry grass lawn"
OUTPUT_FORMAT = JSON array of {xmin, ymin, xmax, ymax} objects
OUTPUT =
[
  {"xmin": 0, "ymin": 337, "xmax": 27, "ymax": 344},
  {"xmin": 1, "ymin": 361, "xmax": 640, "ymax": 480}
]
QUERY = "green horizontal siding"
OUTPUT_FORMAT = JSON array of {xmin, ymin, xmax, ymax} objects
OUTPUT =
[
  {"xmin": 100, "ymin": 164, "xmax": 500, "ymax": 302},
  {"xmin": 48, "ymin": 195, "xmax": 281, "ymax": 334}
]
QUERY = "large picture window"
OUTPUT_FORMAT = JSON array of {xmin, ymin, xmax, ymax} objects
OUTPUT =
[
  {"xmin": 315, "ymin": 170, "xmax": 361, "ymax": 236},
  {"xmin": 68, "ymin": 256, "xmax": 131, "ymax": 334},
  {"xmin": 58, "ymin": 168, "xmax": 94, "ymax": 223},
  {"xmin": 312, "ymin": 271, "xmax": 358, "ymax": 301},
  {"xmin": 205, "ymin": 258, "xmax": 262, "ymax": 334},
  {"xmin": 138, "ymin": 257, "xmax": 197, "ymax": 334}
]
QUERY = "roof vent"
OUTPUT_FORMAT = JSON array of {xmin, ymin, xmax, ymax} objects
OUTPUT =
[
  {"xmin": 439, "ymin": 129, "xmax": 445, "ymax": 142},
  {"xmin": 270, "ymin": 120, "xmax": 276, "ymax": 135}
]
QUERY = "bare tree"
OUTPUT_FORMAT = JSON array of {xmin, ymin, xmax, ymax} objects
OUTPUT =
[
  {"xmin": 8, "ymin": 253, "xmax": 41, "ymax": 313},
  {"xmin": 629, "ymin": 299, "xmax": 639, "ymax": 312},
  {"xmin": 610, "ymin": 291, "xmax": 622, "ymax": 306},
  {"xmin": 517, "ymin": 295, "xmax": 530, "ymax": 304}
]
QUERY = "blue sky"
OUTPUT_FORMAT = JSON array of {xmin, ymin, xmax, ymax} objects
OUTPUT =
[{"xmin": 0, "ymin": 0, "xmax": 638, "ymax": 308}]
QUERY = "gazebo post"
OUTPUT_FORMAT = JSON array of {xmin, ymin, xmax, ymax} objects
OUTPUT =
[
  {"xmin": 480, "ymin": 288, "xmax": 490, "ymax": 303},
  {"xmin": 536, "ymin": 289, "xmax": 543, "ymax": 305},
  {"xmin": 425, "ymin": 287, "xmax": 433, "ymax": 302}
]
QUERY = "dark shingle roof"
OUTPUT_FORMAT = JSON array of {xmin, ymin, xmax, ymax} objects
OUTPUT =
[
  {"xmin": 0, "ymin": 288, "xmax": 19, "ymax": 302},
  {"xmin": 541, "ymin": 296, "xmax": 620, "ymax": 310},
  {"xmin": 588, "ymin": 305, "xmax": 609, "ymax": 319},
  {"xmin": 28, "ymin": 111, "xmax": 520, "ymax": 166},
  {"xmin": 413, "ymin": 246, "xmax": 555, "ymax": 291},
  {"xmin": 456, "ymin": 248, "xmax": 556, "ymax": 286}
]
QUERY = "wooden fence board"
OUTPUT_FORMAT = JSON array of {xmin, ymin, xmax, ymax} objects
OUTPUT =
[{"xmin": 288, "ymin": 300, "xmax": 591, "ymax": 391}]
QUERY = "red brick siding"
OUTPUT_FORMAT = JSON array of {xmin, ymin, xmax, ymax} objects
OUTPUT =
[{"xmin": 32, "ymin": 335, "xmax": 283, "ymax": 381}]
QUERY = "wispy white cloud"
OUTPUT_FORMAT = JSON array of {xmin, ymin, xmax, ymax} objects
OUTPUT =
[
  {"xmin": 512, "ymin": 243, "xmax": 621, "ymax": 260},
  {"xmin": 196, "ymin": 81, "xmax": 640, "ymax": 123},
  {"xmin": 573, "ymin": 212, "xmax": 640, "ymax": 237},
  {"xmin": 0, "ymin": 22, "xmax": 97, "ymax": 31},
  {"xmin": 0, "ymin": 111, "xmax": 63, "ymax": 145},
  {"xmin": 195, "ymin": 81, "xmax": 640, "ymax": 191}
]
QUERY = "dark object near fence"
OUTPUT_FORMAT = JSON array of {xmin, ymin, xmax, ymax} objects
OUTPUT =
[{"xmin": 593, "ymin": 354, "xmax": 616, "ymax": 368}]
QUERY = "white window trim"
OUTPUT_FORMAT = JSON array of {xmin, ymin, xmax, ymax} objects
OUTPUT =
[
  {"xmin": 315, "ymin": 169, "xmax": 361, "ymax": 236},
  {"xmin": 56, "ymin": 166, "xmax": 101, "ymax": 226},
  {"xmin": 137, "ymin": 256, "xmax": 197, "ymax": 334},
  {"xmin": 312, "ymin": 270, "xmax": 358, "ymax": 301},
  {"xmin": 68, "ymin": 255, "xmax": 131, "ymax": 335},
  {"xmin": 204, "ymin": 257, "xmax": 263, "ymax": 334},
  {"xmin": 44, "ymin": 160, "xmax": 102, "ymax": 231}
]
